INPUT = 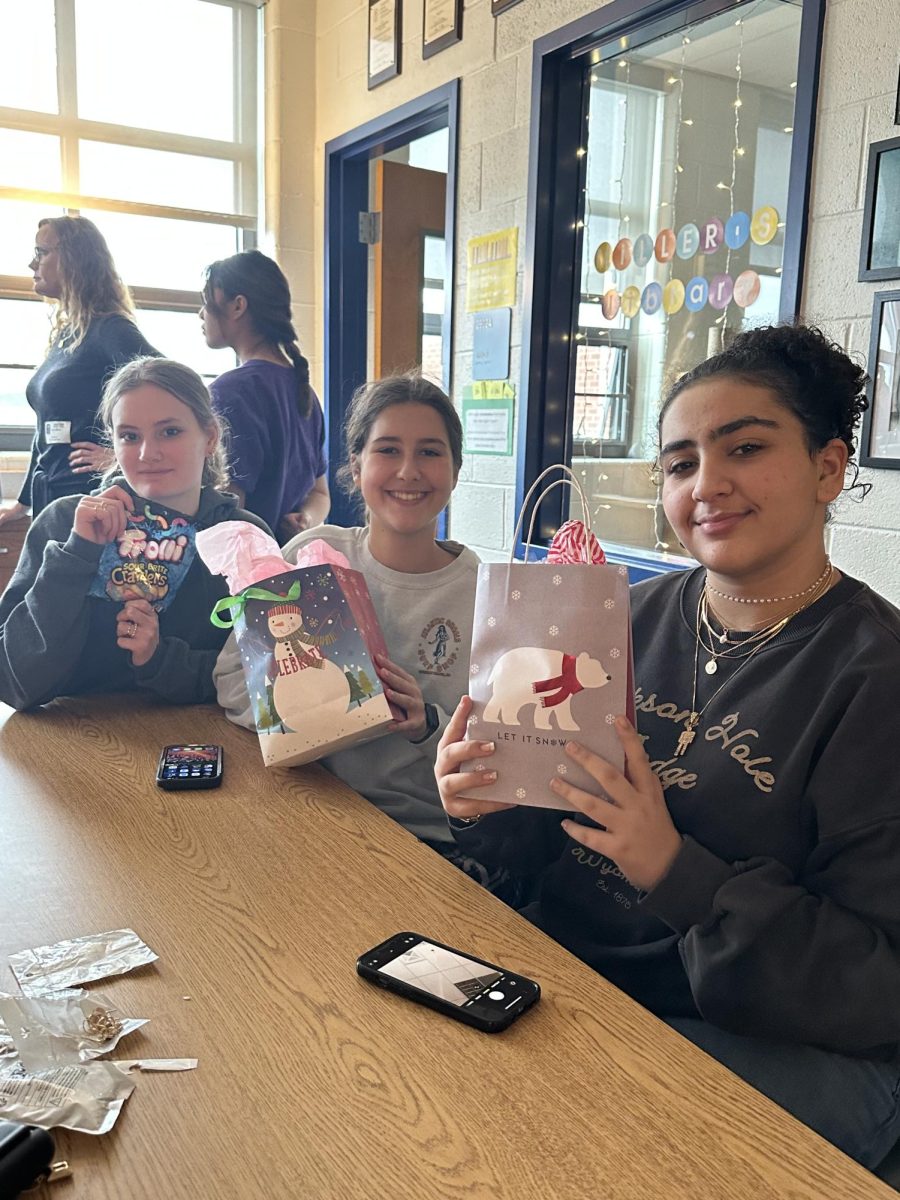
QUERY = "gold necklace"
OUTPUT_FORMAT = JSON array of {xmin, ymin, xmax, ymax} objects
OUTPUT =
[
  {"xmin": 706, "ymin": 559, "xmax": 831, "ymax": 605},
  {"xmin": 674, "ymin": 571, "xmax": 832, "ymax": 757},
  {"xmin": 699, "ymin": 594, "xmax": 790, "ymax": 667},
  {"xmin": 699, "ymin": 567, "xmax": 834, "ymax": 675},
  {"xmin": 703, "ymin": 595, "xmax": 799, "ymax": 637}
]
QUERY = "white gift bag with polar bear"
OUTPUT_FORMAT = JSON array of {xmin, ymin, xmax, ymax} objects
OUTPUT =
[{"xmin": 466, "ymin": 468, "xmax": 633, "ymax": 810}]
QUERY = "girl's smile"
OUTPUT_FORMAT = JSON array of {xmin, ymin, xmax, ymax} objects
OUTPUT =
[
  {"xmin": 355, "ymin": 402, "xmax": 457, "ymax": 536},
  {"xmin": 385, "ymin": 488, "xmax": 432, "ymax": 504}
]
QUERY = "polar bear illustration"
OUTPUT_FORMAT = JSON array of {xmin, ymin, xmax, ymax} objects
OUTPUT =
[
  {"xmin": 268, "ymin": 604, "xmax": 349, "ymax": 733},
  {"xmin": 483, "ymin": 648, "xmax": 611, "ymax": 731}
]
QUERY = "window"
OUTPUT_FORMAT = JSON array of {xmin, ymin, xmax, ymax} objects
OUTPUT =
[
  {"xmin": 521, "ymin": 0, "xmax": 823, "ymax": 576},
  {"xmin": 421, "ymin": 233, "xmax": 446, "ymax": 384},
  {"xmin": 0, "ymin": 0, "xmax": 261, "ymax": 445}
]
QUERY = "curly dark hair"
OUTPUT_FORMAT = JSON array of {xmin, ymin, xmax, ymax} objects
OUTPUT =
[{"xmin": 659, "ymin": 324, "xmax": 871, "ymax": 498}]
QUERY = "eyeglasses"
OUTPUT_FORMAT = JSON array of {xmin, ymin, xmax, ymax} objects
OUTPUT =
[{"xmin": 32, "ymin": 245, "xmax": 59, "ymax": 261}]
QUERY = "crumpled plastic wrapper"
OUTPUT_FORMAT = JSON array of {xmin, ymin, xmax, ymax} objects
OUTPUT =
[
  {"xmin": 0, "ymin": 990, "xmax": 148, "ymax": 1072},
  {"xmin": 9, "ymin": 929, "xmax": 158, "ymax": 992},
  {"xmin": 0, "ymin": 1017, "xmax": 15, "ymax": 1060},
  {"xmin": 0, "ymin": 1060, "xmax": 135, "ymax": 1135}
]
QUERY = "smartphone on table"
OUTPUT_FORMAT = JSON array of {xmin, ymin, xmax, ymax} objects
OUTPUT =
[
  {"xmin": 357, "ymin": 932, "xmax": 540, "ymax": 1033},
  {"xmin": 156, "ymin": 744, "xmax": 224, "ymax": 790}
]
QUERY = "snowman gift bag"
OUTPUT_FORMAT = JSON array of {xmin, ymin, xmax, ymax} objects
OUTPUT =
[
  {"xmin": 465, "ymin": 468, "xmax": 634, "ymax": 810},
  {"xmin": 197, "ymin": 523, "xmax": 398, "ymax": 768}
]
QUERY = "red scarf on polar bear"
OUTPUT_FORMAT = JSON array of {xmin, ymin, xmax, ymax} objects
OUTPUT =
[{"xmin": 531, "ymin": 653, "xmax": 583, "ymax": 708}]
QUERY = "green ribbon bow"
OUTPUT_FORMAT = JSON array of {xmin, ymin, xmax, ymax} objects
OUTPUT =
[{"xmin": 210, "ymin": 580, "xmax": 302, "ymax": 629}]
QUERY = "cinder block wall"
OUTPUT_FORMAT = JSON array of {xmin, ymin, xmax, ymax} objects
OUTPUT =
[
  {"xmin": 804, "ymin": 0, "xmax": 900, "ymax": 600},
  {"xmin": 266, "ymin": 0, "xmax": 900, "ymax": 602}
]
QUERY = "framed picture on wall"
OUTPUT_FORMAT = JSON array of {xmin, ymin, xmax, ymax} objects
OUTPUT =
[
  {"xmin": 860, "ymin": 289, "xmax": 900, "ymax": 469},
  {"xmin": 858, "ymin": 136, "xmax": 900, "ymax": 281},
  {"xmin": 491, "ymin": 0, "xmax": 524, "ymax": 13},
  {"xmin": 368, "ymin": 0, "xmax": 401, "ymax": 90},
  {"xmin": 423, "ymin": 0, "xmax": 462, "ymax": 59}
]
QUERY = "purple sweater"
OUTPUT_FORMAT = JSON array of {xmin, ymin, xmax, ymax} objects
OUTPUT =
[{"xmin": 210, "ymin": 360, "xmax": 326, "ymax": 533}]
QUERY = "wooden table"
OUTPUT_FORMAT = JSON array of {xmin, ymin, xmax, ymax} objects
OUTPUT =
[{"xmin": 0, "ymin": 695, "xmax": 891, "ymax": 1199}]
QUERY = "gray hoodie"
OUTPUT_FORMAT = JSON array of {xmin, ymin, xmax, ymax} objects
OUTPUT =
[{"xmin": 0, "ymin": 479, "xmax": 265, "ymax": 709}]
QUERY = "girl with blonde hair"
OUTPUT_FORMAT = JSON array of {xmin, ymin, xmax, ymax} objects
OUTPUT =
[{"xmin": 0, "ymin": 216, "xmax": 158, "ymax": 526}]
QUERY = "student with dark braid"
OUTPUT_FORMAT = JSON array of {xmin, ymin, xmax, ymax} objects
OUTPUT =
[{"xmin": 200, "ymin": 250, "xmax": 329, "ymax": 542}]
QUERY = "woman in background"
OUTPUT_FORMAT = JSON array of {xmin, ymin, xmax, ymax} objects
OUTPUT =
[
  {"xmin": 0, "ymin": 216, "xmax": 159, "ymax": 526},
  {"xmin": 0, "ymin": 357, "xmax": 263, "ymax": 710},
  {"xmin": 201, "ymin": 249, "xmax": 329, "ymax": 542}
]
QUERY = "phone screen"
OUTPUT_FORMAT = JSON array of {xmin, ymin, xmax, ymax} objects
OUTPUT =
[
  {"xmin": 159, "ymin": 744, "xmax": 221, "ymax": 783},
  {"xmin": 377, "ymin": 939, "xmax": 504, "ymax": 1008}
]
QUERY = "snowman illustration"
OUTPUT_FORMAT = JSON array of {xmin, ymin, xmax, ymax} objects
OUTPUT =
[{"xmin": 266, "ymin": 601, "xmax": 349, "ymax": 732}]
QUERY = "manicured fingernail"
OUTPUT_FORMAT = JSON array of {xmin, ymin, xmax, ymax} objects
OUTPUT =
[
  {"xmin": 480, "ymin": 742, "xmax": 495, "ymax": 752},
  {"xmin": 550, "ymin": 778, "xmax": 562, "ymax": 791},
  {"xmin": 566, "ymin": 741, "xmax": 581, "ymax": 755},
  {"xmin": 615, "ymin": 715, "xmax": 629, "ymax": 730},
  {"xmin": 482, "ymin": 771, "xmax": 497, "ymax": 781}
]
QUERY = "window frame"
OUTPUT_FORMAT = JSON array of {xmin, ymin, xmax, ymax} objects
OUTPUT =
[
  {"xmin": 0, "ymin": 0, "xmax": 261, "ymax": 447},
  {"xmin": 515, "ymin": 0, "xmax": 826, "ymax": 579}
]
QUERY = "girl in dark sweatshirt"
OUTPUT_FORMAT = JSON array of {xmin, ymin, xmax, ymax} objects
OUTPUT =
[{"xmin": 436, "ymin": 324, "xmax": 900, "ymax": 1170}]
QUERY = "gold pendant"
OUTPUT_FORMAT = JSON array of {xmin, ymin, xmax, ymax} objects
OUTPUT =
[
  {"xmin": 675, "ymin": 714, "xmax": 699, "ymax": 757},
  {"xmin": 675, "ymin": 728, "xmax": 695, "ymax": 756},
  {"xmin": 705, "ymin": 659, "xmax": 718, "ymax": 675}
]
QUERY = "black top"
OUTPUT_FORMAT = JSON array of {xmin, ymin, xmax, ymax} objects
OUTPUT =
[
  {"xmin": 455, "ymin": 568, "xmax": 900, "ymax": 1061},
  {"xmin": 20, "ymin": 314, "xmax": 159, "ymax": 514}
]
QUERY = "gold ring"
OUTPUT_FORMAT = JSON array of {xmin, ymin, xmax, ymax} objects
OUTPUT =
[{"xmin": 125, "ymin": 619, "xmax": 137, "ymax": 639}]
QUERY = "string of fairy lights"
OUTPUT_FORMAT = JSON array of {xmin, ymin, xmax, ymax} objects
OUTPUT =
[
  {"xmin": 653, "ymin": 34, "xmax": 690, "ymax": 551},
  {"xmin": 574, "ymin": 11, "xmax": 770, "ymax": 555}
]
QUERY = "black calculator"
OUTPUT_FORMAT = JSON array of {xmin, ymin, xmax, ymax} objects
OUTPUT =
[{"xmin": 156, "ymin": 744, "xmax": 224, "ymax": 790}]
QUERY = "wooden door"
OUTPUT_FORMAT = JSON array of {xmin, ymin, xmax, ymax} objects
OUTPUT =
[{"xmin": 373, "ymin": 160, "xmax": 446, "ymax": 376}]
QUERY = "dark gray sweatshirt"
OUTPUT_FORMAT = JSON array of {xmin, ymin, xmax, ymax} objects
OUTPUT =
[
  {"xmin": 454, "ymin": 567, "xmax": 900, "ymax": 1061},
  {"xmin": 0, "ymin": 479, "xmax": 265, "ymax": 709}
]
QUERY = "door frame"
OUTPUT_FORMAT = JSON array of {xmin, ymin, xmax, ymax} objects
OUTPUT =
[{"xmin": 324, "ymin": 79, "xmax": 460, "ymax": 528}]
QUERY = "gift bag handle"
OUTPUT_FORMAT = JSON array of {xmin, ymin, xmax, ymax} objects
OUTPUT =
[{"xmin": 511, "ymin": 464, "xmax": 593, "ymax": 564}]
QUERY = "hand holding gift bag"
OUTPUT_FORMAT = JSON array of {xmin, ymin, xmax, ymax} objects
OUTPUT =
[
  {"xmin": 197, "ymin": 523, "xmax": 400, "ymax": 767},
  {"xmin": 465, "ymin": 466, "xmax": 634, "ymax": 809}
]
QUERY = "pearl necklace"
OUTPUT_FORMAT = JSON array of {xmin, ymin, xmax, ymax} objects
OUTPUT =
[
  {"xmin": 698, "ymin": 565, "xmax": 833, "ymax": 675},
  {"xmin": 674, "ymin": 565, "xmax": 835, "ymax": 756},
  {"xmin": 706, "ymin": 559, "xmax": 832, "ymax": 605}
]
